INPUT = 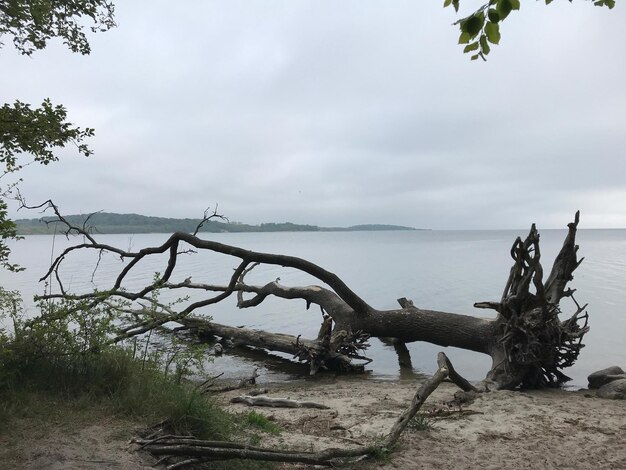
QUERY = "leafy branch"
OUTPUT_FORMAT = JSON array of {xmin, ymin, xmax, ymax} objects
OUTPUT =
[
  {"xmin": 0, "ymin": 99, "xmax": 94, "ymax": 173},
  {"xmin": 445, "ymin": 0, "xmax": 616, "ymax": 61},
  {"xmin": 0, "ymin": 0, "xmax": 116, "ymax": 55}
]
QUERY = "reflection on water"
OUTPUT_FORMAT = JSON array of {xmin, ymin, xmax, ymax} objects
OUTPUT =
[{"xmin": 2, "ymin": 229, "xmax": 625, "ymax": 388}]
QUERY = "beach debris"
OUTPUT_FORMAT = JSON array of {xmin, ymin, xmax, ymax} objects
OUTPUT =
[
  {"xmin": 230, "ymin": 395, "xmax": 330, "ymax": 409},
  {"xmin": 134, "ymin": 352, "xmax": 458, "ymax": 468},
  {"xmin": 201, "ymin": 368, "xmax": 260, "ymax": 394}
]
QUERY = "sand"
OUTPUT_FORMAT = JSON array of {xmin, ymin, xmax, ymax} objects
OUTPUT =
[
  {"xmin": 2, "ymin": 376, "xmax": 625, "ymax": 469},
  {"xmin": 220, "ymin": 376, "xmax": 626, "ymax": 469},
  {"xmin": 0, "ymin": 413, "xmax": 153, "ymax": 469}
]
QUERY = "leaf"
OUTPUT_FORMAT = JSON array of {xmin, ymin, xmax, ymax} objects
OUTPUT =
[
  {"xmin": 488, "ymin": 9, "xmax": 501, "ymax": 23},
  {"xmin": 485, "ymin": 21, "xmax": 501, "ymax": 44},
  {"xmin": 464, "ymin": 41, "xmax": 480, "ymax": 53},
  {"xmin": 510, "ymin": 0, "xmax": 521, "ymax": 10},
  {"xmin": 471, "ymin": 54, "xmax": 480, "ymax": 61},
  {"xmin": 444, "ymin": 0, "xmax": 452, "ymax": 7},
  {"xmin": 458, "ymin": 31, "xmax": 471, "ymax": 44},
  {"xmin": 452, "ymin": 0, "xmax": 460, "ymax": 12},
  {"xmin": 496, "ymin": 0, "xmax": 513, "ymax": 20},
  {"xmin": 480, "ymin": 35, "xmax": 491, "ymax": 55},
  {"xmin": 461, "ymin": 12, "xmax": 485, "ymax": 38}
]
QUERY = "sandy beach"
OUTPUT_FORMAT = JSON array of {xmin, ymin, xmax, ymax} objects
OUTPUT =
[
  {"xmin": 3, "ymin": 375, "xmax": 625, "ymax": 469},
  {"xmin": 222, "ymin": 376, "xmax": 626, "ymax": 470}
]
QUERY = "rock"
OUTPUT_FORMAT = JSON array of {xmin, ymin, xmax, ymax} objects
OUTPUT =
[
  {"xmin": 597, "ymin": 379, "xmax": 626, "ymax": 400},
  {"xmin": 588, "ymin": 366, "xmax": 625, "ymax": 389}
]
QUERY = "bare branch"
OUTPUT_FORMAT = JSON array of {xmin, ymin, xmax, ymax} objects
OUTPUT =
[
  {"xmin": 544, "ymin": 210, "xmax": 582, "ymax": 304},
  {"xmin": 192, "ymin": 204, "xmax": 228, "ymax": 237}
]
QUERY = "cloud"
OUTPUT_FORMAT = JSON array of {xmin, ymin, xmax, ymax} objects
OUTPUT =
[{"xmin": 3, "ymin": 0, "xmax": 625, "ymax": 228}]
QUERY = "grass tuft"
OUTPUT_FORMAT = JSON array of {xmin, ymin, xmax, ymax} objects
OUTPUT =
[
  {"xmin": 244, "ymin": 410, "xmax": 281, "ymax": 435},
  {"xmin": 407, "ymin": 413, "xmax": 433, "ymax": 431}
]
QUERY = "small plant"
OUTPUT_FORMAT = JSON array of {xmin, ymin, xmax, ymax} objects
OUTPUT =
[
  {"xmin": 0, "ymin": 287, "xmax": 230, "ymax": 440},
  {"xmin": 407, "ymin": 413, "xmax": 433, "ymax": 431},
  {"xmin": 371, "ymin": 436, "xmax": 399, "ymax": 461},
  {"xmin": 245, "ymin": 411, "xmax": 280, "ymax": 435}
]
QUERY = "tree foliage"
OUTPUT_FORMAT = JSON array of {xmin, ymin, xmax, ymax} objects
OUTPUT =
[
  {"xmin": 0, "ymin": 0, "xmax": 116, "ymax": 270},
  {"xmin": 0, "ymin": 0, "xmax": 116, "ymax": 55},
  {"xmin": 0, "ymin": 98, "xmax": 96, "ymax": 270},
  {"xmin": 0, "ymin": 99, "xmax": 94, "ymax": 172},
  {"xmin": 448, "ymin": 0, "xmax": 616, "ymax": 61},
  {"xmin": 0, "ymin": 199, "xmax": 21, "ymax": 271}
]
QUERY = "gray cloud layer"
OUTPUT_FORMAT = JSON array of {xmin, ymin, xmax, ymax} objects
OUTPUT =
[{"xmin": 3, "ymin": 1, "xmax": 625, "ymax": 229}]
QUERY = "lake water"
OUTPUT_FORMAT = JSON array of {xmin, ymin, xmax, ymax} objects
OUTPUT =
[{"xmin": 2, "ymin": 229, "xmax": 625, "ymax": 388}]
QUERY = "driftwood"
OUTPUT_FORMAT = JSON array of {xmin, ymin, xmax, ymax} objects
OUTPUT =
[
  {"xmin": 202, "ymin": 368, "xmax": 259, "ymax": 394},
  {"xmin": 30, "ymin": 199, "xmax": 589, "ymax": 391},
  {"xmin": 177, "ymin": 314, "xmax": 370, "ymax": 376},
  {"xmin": 438, "ymin": 350, "xmax": 479, "ymax": 393},
  {"xmin": 135, "ymin": 352, "xmax": 458, "ymax": 468},
  {"xmin": 230, "ymin": 395, "xmax": 330, "ymax": 409}
]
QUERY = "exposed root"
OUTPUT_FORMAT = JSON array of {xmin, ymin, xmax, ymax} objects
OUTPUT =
[{"xmin": 477, "ymin": 212, "xmax": 589, "ymax": 388}]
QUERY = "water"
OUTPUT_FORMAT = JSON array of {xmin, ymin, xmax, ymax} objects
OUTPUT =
[{"xmin": 2, "ymin": 229, "xmax": 625, "ymax": 388}]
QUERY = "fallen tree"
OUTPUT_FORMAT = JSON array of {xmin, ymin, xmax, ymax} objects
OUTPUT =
[{"xmin": 29, "ymin": 199, "xmax": 588, "ymax": 390}]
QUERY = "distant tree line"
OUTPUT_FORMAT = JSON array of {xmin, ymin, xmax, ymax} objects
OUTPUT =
[{"xmin": 14, "ymin": 212, "xmax": 418, "ymax": 235}]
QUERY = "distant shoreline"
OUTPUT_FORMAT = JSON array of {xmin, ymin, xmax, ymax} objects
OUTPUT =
[{"xmin": 15, "ymin": 212, "xmax": 426, "ymax": 236}]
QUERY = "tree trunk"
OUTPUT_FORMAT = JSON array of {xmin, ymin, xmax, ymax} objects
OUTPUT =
[
  {"xmin": 36, "ymin": 203, "xmax": 589, "ymax": 391},
  {"xmin": 345, "ymin": 308, "xmax": 496, "ymax": 354}
]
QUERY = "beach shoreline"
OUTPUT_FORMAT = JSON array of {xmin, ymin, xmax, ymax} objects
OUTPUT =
[
  {"xmin": 2, "ymin": 375, "xmax": 625, "ymax": 469},
  {"xmin": 221, "ymin": 376, "xmax": 626, "ymax": 469}
]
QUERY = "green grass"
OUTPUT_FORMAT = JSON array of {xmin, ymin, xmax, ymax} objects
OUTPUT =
[
  {"xmin": 370, "ymin": 436, "xmax": 399, "ymax": 462},
  {"xmin": 0, "ymin": 289, "xmax": 276, "ymax": 468},
  {"xmin": 407, "ymin": 413, "xmax": 433, "ymax": 431},
  {"xmin": 0, "ymin": 346, "xmax": 231, "ymax": 439},
  {"xmin": 244, "ymin": 410, "xmax": 281, "ymax": 435},
  {"xmin": 0, "ymin": 344, "xmax": 278, "ymax": 469}
]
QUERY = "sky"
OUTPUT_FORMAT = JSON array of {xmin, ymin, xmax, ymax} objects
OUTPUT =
[{"xmin": 2, "ymin": 0, "xmax": 626, "ymax": 229}]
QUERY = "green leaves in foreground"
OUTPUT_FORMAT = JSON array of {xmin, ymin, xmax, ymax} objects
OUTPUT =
[
  {"xmin": 0, "ymin": 0, "xmax": 116, "ymax": 56},
  {"xmin": 454, "ymin": 0, "xmax": 517, "ymax": 61},
  {"xmin": 0, "ymin": 99, "xmax": 94, "ymax": 173},
  {"xmin": 591, "ymin": 0, "xmax": 616, "ymax": 8},
  {"xmin": 0, "ymin": 99, "xmax": 95, "ymax": 271},
  {"xmin": 446, "ymin": 0, "xmax": 616, "ymax": 61}
]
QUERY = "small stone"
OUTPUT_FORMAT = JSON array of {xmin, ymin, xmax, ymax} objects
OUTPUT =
[
  {"xmin": 588, "ymin": 366, "xmax": 625, "ymax": 389},
  {"xmin": 597, "ymin": 379, "xmax": 626, "ymax": 400}
]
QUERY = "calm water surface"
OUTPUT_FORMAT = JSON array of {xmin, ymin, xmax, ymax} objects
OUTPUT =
[{"xmin": 2, "ymin": 229, "xmax": 625, "ymax": 388}]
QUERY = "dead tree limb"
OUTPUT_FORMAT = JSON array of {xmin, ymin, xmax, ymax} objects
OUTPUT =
[
  {"xmin": 230, "ymin": 396, "xmax": 330, "ymax": 409},
  {"xmin": 385, "ymin": 352, "xmax": 450, "ymax": 444},
  {"xmin": 136, "ymin": 353, "xmax": 454, "ymax": 468},
  {"xmin": 203, "ymin": 369, "xmax": 259, "ymax": 393},
  {"xmin": 438, "ymin": 352, "xmax": 478, "ymax": 392},
  {"xmin": 30, "ymin": 201, "xmax": 588, "ymax": 390}
]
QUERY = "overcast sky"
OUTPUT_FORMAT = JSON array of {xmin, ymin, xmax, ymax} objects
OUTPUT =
[{"xmin": 2, "ymin": 1, "xmax": 625, "ymax": 229}]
